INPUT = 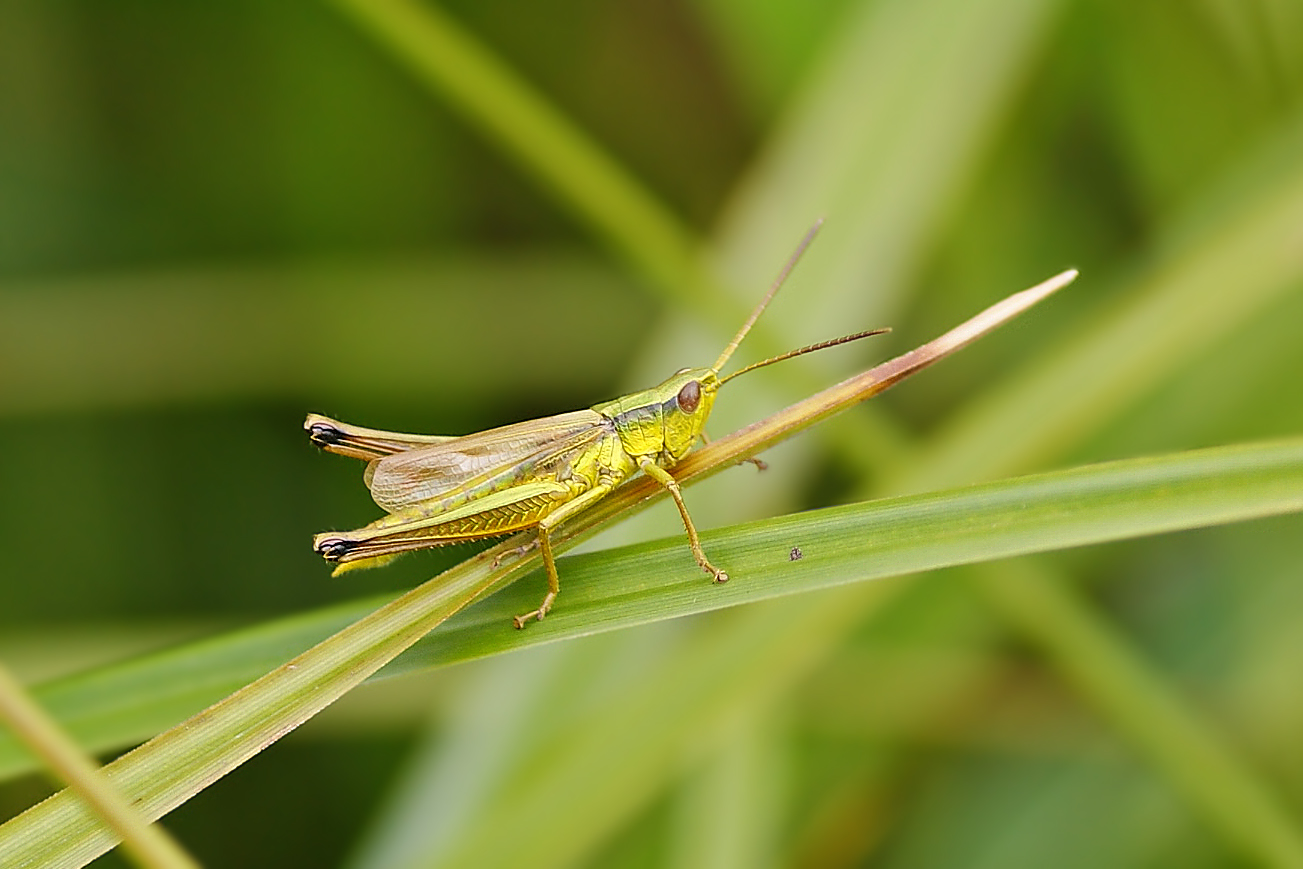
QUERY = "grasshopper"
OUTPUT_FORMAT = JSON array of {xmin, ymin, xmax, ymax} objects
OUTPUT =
[{"xmin": 308, "ymin": 223, "xmax": 886, "ymax": 627}]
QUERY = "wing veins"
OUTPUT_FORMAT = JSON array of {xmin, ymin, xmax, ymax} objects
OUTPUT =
[{"xmin": 366, "ymin": 410, "xmax": 607, "ymax": 511}]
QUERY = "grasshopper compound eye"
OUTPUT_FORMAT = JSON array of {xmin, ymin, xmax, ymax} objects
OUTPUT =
[{"xmin": 677, "ymin": 380, "xmax": 701, "ymax": 413}]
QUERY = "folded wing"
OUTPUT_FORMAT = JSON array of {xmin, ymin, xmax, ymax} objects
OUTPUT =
[{"xmin": 364, "ymin": 409, "xmax": 607, "ymax": 512}]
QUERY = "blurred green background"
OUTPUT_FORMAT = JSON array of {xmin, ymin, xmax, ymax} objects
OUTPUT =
[{"xmin": 2, "ymin": 0, "xmax": 1302, "ymax": 866}]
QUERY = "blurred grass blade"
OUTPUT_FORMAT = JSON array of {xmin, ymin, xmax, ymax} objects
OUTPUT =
[
  {"xmin": 713, "ymin": 0, "xmax": 1071, "ymax": 330},
  {"xmin": 0, "ymin": 255, "xmax": 641, "ymax": 416},
  {"xmin": 905, "ymin": 117, "xmax": 1303, "ymax": 491},
  {"xmin": 666, "ymin": 719, "xmax": 784, "ymax": 869},
  {"xmin": 325, "ymin": 0, "xmax": 707, "ymax": 303},
  {"xmin": 975, "ymin": 558, "xmax": 1303, "ymax": 869},
  {"xmin": 0, "ymin": 664, "xmax": 198, "ymax": 869}
]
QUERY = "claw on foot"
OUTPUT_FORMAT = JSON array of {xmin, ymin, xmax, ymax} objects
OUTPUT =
[{"xmin": 513, "ymin": 590, "xmax": 556, "ymax": 629}]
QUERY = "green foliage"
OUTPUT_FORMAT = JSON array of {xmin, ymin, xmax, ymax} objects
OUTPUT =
[{"xmin": 1, "ymin": 0, "xmax": 1302, "ymax": 867}]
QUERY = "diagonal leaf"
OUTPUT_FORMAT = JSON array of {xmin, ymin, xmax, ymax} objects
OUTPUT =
[{"xmin": 2, "ymin": 431, "xmax": 1300, "ymax": 865}]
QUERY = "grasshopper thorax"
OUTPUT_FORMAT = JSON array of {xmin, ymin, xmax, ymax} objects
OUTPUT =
[{"xmin": 594, "ymin": 367, "xmax": 720, "ymax": 465}]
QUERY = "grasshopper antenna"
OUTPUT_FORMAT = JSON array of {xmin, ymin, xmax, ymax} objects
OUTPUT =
[
  {"xmin": 719, "ymin": 327, "xmax": 890, "ymax": 385},
  {"xmin": 712, "ymin": 218, "xmax": 824, "ymax": 372}
]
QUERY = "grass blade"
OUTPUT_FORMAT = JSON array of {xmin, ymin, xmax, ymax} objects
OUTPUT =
[{"xmin": 2, "ymin": 435, "xmax": 1299, "ymax": 865}]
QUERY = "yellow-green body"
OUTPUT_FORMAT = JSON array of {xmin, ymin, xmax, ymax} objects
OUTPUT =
[{"xmin": 308, "ymin": 367, "xmax": 725, "ymax": 625}]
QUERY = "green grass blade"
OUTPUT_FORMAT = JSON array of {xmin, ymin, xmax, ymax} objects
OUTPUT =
[
  {"xmin": 1, "ymin": 437, "xmax": 1299, "ymax": 866},
  {"xmin": 14, "ymin": 430, "xmax": 1294, "ymax": 782},
  {"xmin": 443, "ymin": 436, "xmax": 1302, "ymax": 644}
]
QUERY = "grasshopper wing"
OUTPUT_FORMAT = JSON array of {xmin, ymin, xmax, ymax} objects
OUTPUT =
[{"xmin": 364, "ymin": 409, "xmax": 608, "ymax": 513}]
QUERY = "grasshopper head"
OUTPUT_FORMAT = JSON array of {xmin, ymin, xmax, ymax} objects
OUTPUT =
[
  {"xmin": 595, "ymin": 366, "xmax": 720, "ymax": 463},
  {"xmin": 606, "ymin": 223, "xmax": 885, "ymax": 465},
  {"xmin": 659, "ymin": 366, "xmax": 720, "ymax": 461}
]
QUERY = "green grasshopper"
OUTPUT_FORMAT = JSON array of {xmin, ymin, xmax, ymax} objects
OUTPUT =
[{"xmin": 308, "ymin": 224, "xmax": 886, "ymax": 627}]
